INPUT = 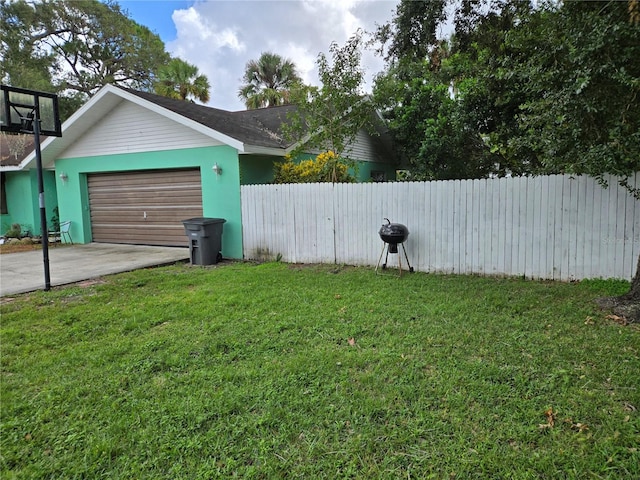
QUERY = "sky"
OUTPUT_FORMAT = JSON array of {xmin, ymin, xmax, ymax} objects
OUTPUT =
[{"xmin": 116, "ymin": 0, "xmax": 402, "ymax": 111}]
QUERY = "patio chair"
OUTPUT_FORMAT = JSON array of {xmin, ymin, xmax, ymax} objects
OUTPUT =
[{"xmin": 57, "ymin": 220, "xmax": 73, "ymax": 244}]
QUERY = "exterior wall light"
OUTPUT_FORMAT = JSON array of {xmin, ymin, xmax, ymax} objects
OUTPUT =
[
  {"xmin": 212, "ymin": 162, "xmax": 222, "ymax": 175},
  {"xmin": 59, "ymin": 172, "xmax": 68, "ymax": 182}
]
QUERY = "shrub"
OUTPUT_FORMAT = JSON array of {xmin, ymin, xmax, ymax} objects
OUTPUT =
[
  {"xmin": 5, "ymin": 223, "xmax": 21, "ymax": 238},
  {"xmin": 274, "ymin": 151, "xmax": 355, "ymax": 183}
]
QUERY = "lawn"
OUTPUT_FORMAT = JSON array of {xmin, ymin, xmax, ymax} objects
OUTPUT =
[{"xmin": 1, "ymin": 261, "xmax": 638, "ymax": 479}]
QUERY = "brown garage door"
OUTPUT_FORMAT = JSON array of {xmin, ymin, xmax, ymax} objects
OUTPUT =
[{"xmin": 88, "ymin": 169, "xmax": 203, "ymax": 246}]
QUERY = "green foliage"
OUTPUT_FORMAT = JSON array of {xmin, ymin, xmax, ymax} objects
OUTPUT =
[
  {"xmin": 4, "ymin": 222, "xmax": 20, "ymax": 238},
  {"xmin": 373, "ymin": 0, "xmax": 447, "ymax": 65},
  {"xmin": 49, "ymin": 206, "xmax": 60, "ymax": 233},
  {"xmin": 374, "ymin": 57, "xmax": 507, "ymax": 180},
  {"xmin": 238, "ymin": 52, "xmax": 301, "ymax": 109},
  {"xmin": 274, "ymin": 151, "xmax": 355, "ymax": 183},
  {"xmin": 0, "ymin": 0, "xmax": 170, "ymax": 120},
  {"xmin": 1, "ymin": 263, "xmax": 638, "ymax": 477},
  {"xmin": 0, "ymin": 0, "xmax": 54, "ymax": 90},
  {"xmin": 373, "ymin": 1, "xmax": 534, "ymax": 180},
  {"xmin": 153, "ymin": 58, "xmax": 211, "ymax": 103},
  {"xmin": 373, "ymin": 0, "xmax": 640, "ymax": 186},
  {"xmin": 504, "ymin": 1, "xmax": 640, "ymax": 188},
  {"xmin": 286, "ymin": 31, "xmax": 377, "ymax": 159}
]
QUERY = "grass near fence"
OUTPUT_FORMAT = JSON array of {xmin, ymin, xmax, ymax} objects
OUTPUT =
[{"xmin": 1, "ymin": 262, "xmax": 638, "ymax": 479}]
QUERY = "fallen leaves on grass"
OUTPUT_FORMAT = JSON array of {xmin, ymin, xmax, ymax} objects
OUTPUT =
[
  {"xmin": 564, "ymin": 418, "xmax": 589, "ymax": 433},
  {"xmin": 348, "ymin": 337, "xmax": 356, "ymax": 346},
  {"xmin": 539, "ymin": 407, "xmax": 556, "ymax": 430},
  {"xmin": 539, "ymin": 408, "xmax": 591, "ymax": 433},
  {"xmin": 606, "ymin": 314, "xmax": 628, "ymax": 326}
]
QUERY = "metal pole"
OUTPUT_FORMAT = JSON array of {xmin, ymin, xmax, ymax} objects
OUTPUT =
[{"xmin": 33, "ymin": 116, "xmax": 51, "ymax": 291}]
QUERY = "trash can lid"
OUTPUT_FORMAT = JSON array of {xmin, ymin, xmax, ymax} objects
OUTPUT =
[{"xmin": 182, "ymin": 217, "xmax": 226, "ymax": 225}]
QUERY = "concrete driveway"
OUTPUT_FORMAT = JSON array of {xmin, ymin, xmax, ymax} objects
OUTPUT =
[{"xmin": 0, "ymin": 243, "xmax": 190, "ymax": 297}]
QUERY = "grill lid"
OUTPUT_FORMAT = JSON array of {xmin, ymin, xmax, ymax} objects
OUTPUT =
[{"xmin": 379, "ymin": 218, "xmax": 409, "ymax": 244}]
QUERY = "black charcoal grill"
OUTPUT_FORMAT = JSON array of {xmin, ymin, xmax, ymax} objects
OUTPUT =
[{"xmin": 375, "ymin": 218, "xmax": 414, "ymax": 276}]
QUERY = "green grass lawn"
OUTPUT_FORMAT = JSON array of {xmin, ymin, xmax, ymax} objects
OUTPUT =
[{"xmin": 1, "ymin": 262, "xmax": 638, "ymax": 479}]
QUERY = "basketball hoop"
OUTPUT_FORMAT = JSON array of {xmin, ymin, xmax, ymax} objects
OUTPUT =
[
  {"xmin": 1, "ymin": 85, "xmax": 62, "ymax": 137},
  {"xmin": 1, "ymin": 84, "xmax": 62, "ymax": 291}
]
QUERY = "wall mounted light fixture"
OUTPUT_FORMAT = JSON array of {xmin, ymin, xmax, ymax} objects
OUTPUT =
[
  {"xmin": 59, "ymin": 172, "xmax": 68, "ymax": 182},
  {"xmin": 212, "ymin": 162, "xmax": 222, "ymax": 175}
]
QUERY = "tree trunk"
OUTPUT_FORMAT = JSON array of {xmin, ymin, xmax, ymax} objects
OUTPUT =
[
  {"xmin": 622, "ymin": 253, "xmax": 640, "ymax": 301},
  {"xmin": 597, "ymin": 253, "xmax": 640, "ymax": 323}
]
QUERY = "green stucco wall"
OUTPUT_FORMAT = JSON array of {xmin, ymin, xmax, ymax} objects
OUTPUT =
[
  {"xmin": 55, "ymin": 146, "xmax": 243, "ymax": 259},
  {"xmin": 239, "ymin": 155, "xmax": 278, "ymax": 185},
  {"xmin": 354, "ymin": 161, "xmax": 397, "ymax": 183},
  {"xmin": 1, "ymin": 170, "xmax": 58, "ymax": 236},
  {"xmin": 241, "ymin": 153, "xmax": 397, "ymax": 185}
]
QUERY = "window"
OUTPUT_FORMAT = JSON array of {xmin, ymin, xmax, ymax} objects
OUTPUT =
[{"xmin": 370, "ymin": 170, "xmax": 386, "ymax": 182}]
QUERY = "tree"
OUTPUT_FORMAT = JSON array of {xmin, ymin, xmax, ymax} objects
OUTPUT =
[
  {"xmin": 153, "ymin": 58, "xmax": 211, "ymax": 103},
  {"xmin": 0, "ymin": 0, "xmax": 170, "ymax": 119},
  {"xmin": 504, "ymin": 1, "xmax": 640, "ymax": 190},
  {"xmin": 238, "ymin": 52, "xmax": 301, "ymax": 109},
  {"xmin": 0, "ymin": 0, "xmax": 55, "ymax": 91},
  {"xmin": 286, "ymin": 31, "xmax": 377, "ymax": 160},
  {"xmin": 374, "ymin": 0, "xmax": 639, "ymax": 182},
  {"xmin": 374, "ymin": 0, "xmax": 447, "ymax": 67},
  {"xmin": 373, "ymin": 0, "xmax": 535, "ymax": 180}
]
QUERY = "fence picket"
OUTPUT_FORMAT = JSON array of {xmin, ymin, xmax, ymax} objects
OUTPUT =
[{"xmin": 241, "ymin": 173, "xmax": 639, "ymax": 281}]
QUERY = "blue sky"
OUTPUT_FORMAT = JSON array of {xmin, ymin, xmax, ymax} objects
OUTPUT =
[
  {"xmin": 113, "ymin": 1, "xmax": 402, "ymax": 111},
  {"xmin": 118, "ymin": 0, "xmax": 193, "ymax": 42}
]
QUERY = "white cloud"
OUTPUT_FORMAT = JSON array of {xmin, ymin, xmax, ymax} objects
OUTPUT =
[
  {"xmin": 164, "ymin": 0, "xmax": 399, "ymax": 111},
  {"xmin": 279, "ymin": 42, "xmax": 317, "ymax": 86},
  {"xmin": 301, "ymin": 0, "xmax": 362, "ymax": 40},
  {"xmin": 169, "ymin": 7, "xmax": 245, "ymax": 57}
]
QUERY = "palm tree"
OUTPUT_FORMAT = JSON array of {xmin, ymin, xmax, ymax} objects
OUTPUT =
[
  {"xmin": 239, "ymin": 52, "xmax": 302, "ymax": 109},
  {"xmin": 154, "ymin": 58, "xmax": 211, "ymax": 103}
]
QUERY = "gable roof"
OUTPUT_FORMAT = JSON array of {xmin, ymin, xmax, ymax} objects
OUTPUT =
[
  {"xmin": 122, "ymin": 88, "xmax": 297, "ymax": 150},
  {"xmin": 10, "ymin": 84, "xmax": 303, "ymax": 171}
]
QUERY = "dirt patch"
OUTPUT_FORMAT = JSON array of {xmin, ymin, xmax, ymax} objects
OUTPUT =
[
  {"xmin": 596, "ymin": 296, "xmax": 639, "ymax": 324},
  {"xmin": 0, "ymin": 243, "xmax": 71, "ymax": 254},
  {"xmin": 0, "ymin": 243, "xmax": 43, "ymax": 254},
  {"xmin": 287, "ymin": 263, "xmax": 356, "ymax": 274}
]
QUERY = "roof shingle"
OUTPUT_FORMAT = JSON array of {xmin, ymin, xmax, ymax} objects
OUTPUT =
[{"xmin": 120, "ymin": 87, "xmax": 299, "ymax": 149}]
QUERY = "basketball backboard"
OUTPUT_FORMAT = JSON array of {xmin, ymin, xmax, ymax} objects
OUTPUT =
[{"xmin": 1, "ymin": 85, "xmax": 62, "ymax": 137}]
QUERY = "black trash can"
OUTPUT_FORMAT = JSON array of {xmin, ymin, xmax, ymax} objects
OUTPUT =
[{"xmin": 182, "ymin": 217, "xmax": 226, "ymax": 265}]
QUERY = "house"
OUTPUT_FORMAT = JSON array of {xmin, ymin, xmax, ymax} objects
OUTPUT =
[
  {"xmin": 0, "ymin": 84, "xmax": 397, "ymax": 258},
  {"xmin": 1, "ymin": 134, "xmax": 58, "ymax": 238}
]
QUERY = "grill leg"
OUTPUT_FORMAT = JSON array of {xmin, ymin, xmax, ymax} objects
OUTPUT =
[
  {"xmin": 401, "ymin": 243, "xmax": 414, "ymax": 273},
  {"xmin": 376, "ymin": 242, "xmax": 413, "ymax": 277},
  {"xmin": 375, "ymin": 243, "xmax": 387, "ymax": 275}
]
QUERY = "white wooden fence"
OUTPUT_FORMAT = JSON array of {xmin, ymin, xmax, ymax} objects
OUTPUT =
[{"xmin": 240, "ymin": 174, "xmax": 640, "ymax": 281}]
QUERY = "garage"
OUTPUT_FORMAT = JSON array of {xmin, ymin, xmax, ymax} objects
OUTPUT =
[{"xmin": 88, "ymin": 169, "xmax": 203, "ymax": 247}]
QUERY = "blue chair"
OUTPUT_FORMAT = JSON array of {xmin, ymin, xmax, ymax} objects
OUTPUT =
[{"xmin": 58, "ymin": 220, "xmax": 73, "ymax": 244}]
